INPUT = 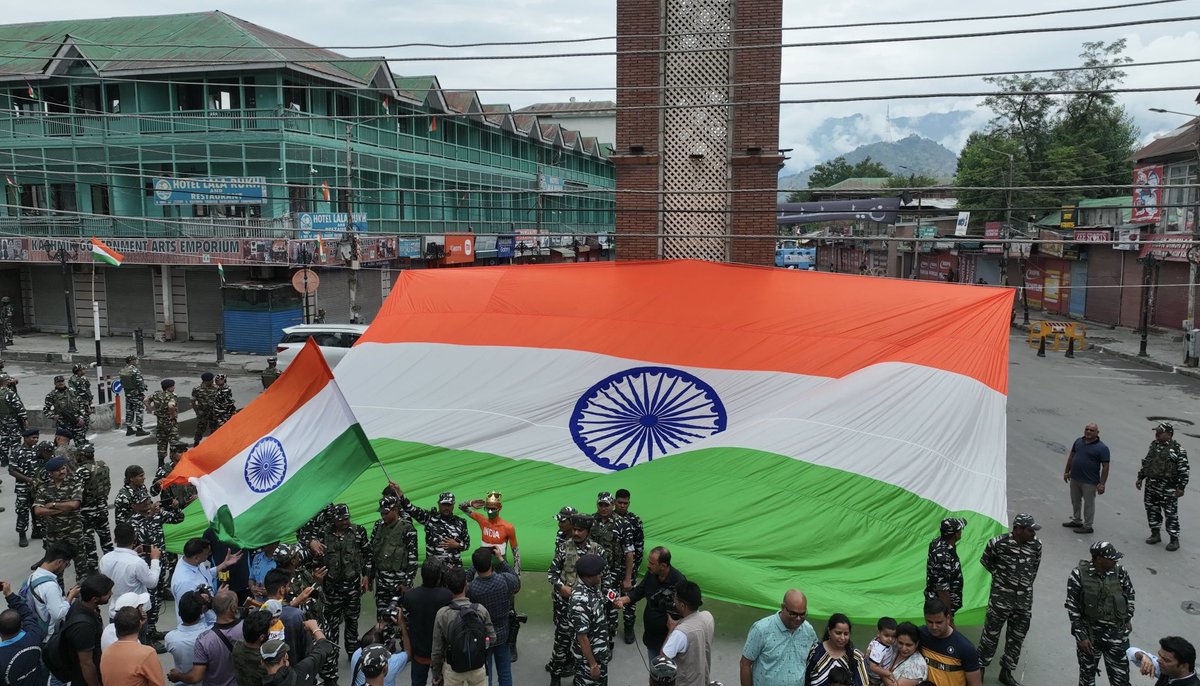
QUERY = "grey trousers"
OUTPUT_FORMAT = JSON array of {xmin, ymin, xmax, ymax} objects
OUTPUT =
[{"xmin": 1070, "ymin": 479, "xmax": 1098, "ymax": 527}]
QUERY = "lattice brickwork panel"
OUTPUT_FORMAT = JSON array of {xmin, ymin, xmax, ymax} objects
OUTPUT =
[{"xmin": 661, "ymin": 0, "xmax": 732, "ymax": 261}]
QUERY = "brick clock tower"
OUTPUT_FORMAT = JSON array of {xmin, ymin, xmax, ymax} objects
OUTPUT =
[{"xmin": 612, "ymin": 0, "xmax": 783, "ymax": 265}]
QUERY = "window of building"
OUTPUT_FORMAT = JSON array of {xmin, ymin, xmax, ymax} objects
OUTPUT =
[
  {"xmin": 209, "ymin": 79, "xmax": 240, "ymax": 110},
  {"xmin": 243, "ymin": 77, "xmax": 257, "ymax": 108},
  {"xmin": 19, "ymin": 184, "xmax": 45, "ymax": 214},
  {"xmin": 283, "ymin": 81, "xmax": 308, "ymax": 112},
  {"xmin": 177, "ymin": 83, "xmax": 204, "ymax": 110},
  {"xmin": 1165, "ymin": 161, "xmax": 1197, "ymax": 233},
  {"xmin": 49, "ymin": 183, "xmax": 77, "ymax": 214},
  {"xmin": 104, "ymin": 84, "xmax": 120, "ymax": 113},
  {"xmin": 11, "ymin": 88, "xmax": 40, "ymax": 115},
  {"xmin": 41, "ymin": 86, "xmax": 69, "ymax": 114},
  {"xmin": 90, "ymin": 185, "xmax": 111, "ymax": 215},
  {"xmin": 289, "ymin": 184, "xmax": 312, "ymax": 215},
  {"xmin": 72, "ymin": 84, "xmax": 100, "ymax": 113}
]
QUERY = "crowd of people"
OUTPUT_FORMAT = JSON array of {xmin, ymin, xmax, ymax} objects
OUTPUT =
[{"xmin": 0, "ymin": 355, "xmax": 1195, "ymax": 686}]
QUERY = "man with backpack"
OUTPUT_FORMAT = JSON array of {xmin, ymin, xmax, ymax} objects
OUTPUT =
[
  {"xmin": 0, "ymin": 579, "xmax": 49, "ymax": 686},
  {"xmin": 44, "ymin": 574, "xmax": 113, "ymax": 686},
  {"xmin": 21, "ymin": 544, "xmax": 78, "ymax": 640},
  {"xmin": 429, "ymin": 566, "xmax": 495, "ymax": 686}
]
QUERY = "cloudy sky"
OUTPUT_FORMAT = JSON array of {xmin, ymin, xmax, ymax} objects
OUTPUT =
[{"xmin": 7, "ymin": 1, "xmax": 1199, "ymax": 170}]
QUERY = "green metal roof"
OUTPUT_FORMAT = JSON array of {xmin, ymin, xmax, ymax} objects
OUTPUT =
[
  {"xmin": 1075, "ymin": 195, "xmax": 1131, "ymax": 208},
  {"xmin": 0, "ymin": 11, "xmax": 384, "ymax": 85},
  {"xmin": 822, "ymin": 177, "xmax": 890, "ymax": 191},
  {"xmin": 393, "ymin": 75, "xmax": 439, "ymax": 104}
]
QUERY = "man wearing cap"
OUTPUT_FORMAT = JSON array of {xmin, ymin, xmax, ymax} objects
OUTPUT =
[
  {"xmin": 119, "ymin": 355, "xmax": 149, "ymax": 436},
  {"xmin": 355, "ymin": 643, "xmax": 408, "ymax": 686},
  {"xmin": 99, "ymin": 591, "xmax": 152, "ymax": 651},
  {"xmin": 612, "ymin": 489, "xmax": 644, "ymax": 646},
  {"xmin": 1066, "ymin": 541, "xmax": 1135, "ymax": 686},
  {"xmin": 546, "ymin": 514, "xmax": 604, "ymax": 682},
  {"xmin": 590, "ymin": 493, "xmax": 626, "ymax": 654},
  {"xmin": 0, "ymin": 373, "xmax": 27, "ymax": 469},
  {"xmin": 68, "ymin": 364, "xmax": 93, "ymax": 444},
  {"xmin": 33, "ymin": 455, "xmax": 93, "ymax": 581},
  {"xmin": 1063, "ymin": 423, "xmax": 1110, "ymax": 534},
  {"xmin": 569, "ymin": 553, "xmax": 611, "ymax": 686},
  {"xmin": 192, "ymin": 373, "xmax": 219, "ymax": 446},
  {"xmin": 319, "ymin": 503, "xmax": 371, "ymax": 662},
  {"xmin": 925, "ymin": 517, "xmax": 967, "ymax": 618},
  {"xmin": 396, "ymin": 487, "xmax": 471, "ymax": 567},
  {"xmin": 152, "ymin": 442, "xmax": 198, "ymax": 511},
  {"xmin": 370, "ymin": 495, "xmax": 418, "ymax": 623},
  {"xmin": 977, "ymin": 513, "xmax": 1043, "ymax": 686},
  {"xmin": 44, "ymin": 375, "xmax": 85, "ymax": 448},
  {"xmin": 660, "ymin": 580, "xmax": 713, "ymax": 686},
  {"xmin": 115, "ymin": 464, "xmax": 150, "ymax": 529},
  {"xmin": 213, "ymin": 374, "xmax": 237, "ymax": 428},
  {"xmin": 148, "ymin": 379, "xmax": 179, "ymax": 468},
  {"xmin": 1137, "ymin": 422, "xmax": 1190, "ymax": 551},
  {"xmin": 9, "ymin": 430, "xmax": 45, "ymax": 546},
  {"xmin": 260, "ymin": 618, "xmax": 335, "ymax": 686},
  {"xmin": 554, "ymin": 507, "xmax": 578, "ymax": 547},
  {"xmin": 74, "ymin": 442, "xmax": 112, "ymax": 565},
  {"xmin": 262, "ymin": 357, "xmax": 282, "ymax": 389}
]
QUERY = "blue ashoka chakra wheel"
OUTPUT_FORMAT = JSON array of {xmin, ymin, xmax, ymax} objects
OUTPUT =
[
  {"xmin": 244, "ymin": 436, "xmax": 288, "ymax": 493},
  {"xmin": 570, "ymin": 366, "xmax": 727, "ymax": 471}
]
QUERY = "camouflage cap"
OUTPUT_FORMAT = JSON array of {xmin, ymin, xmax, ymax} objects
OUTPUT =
[
  {"xmin": 215, "ymin": 374, "xmax": 227, "ymax": 383},
  {"xmin": 378, "ymin": 495, "xmax": 400, "ymax": 513},
  {"xmin": 360, "ymin": 644, "xmax": 391, "ymax": 676},
  {"xmin": 555, "ymin": 506, "xmax": 578, "ymax": 522},
  {"xmin": 72, "ymin": 364, "xmax": 86, "ymax": 373},
  {"xmin": 332, "ymin": 503, "xmax": 350, "ymax": 520},
  {"xmin": 171, "ymin": 442, "xmax": 190, "ymax": 455},
  {"xmin": 1156, "ymin": 422, "xmax": 1175, "ymax": 434},
  {"xmin": 34, "ymin": 440, "xmax": 55, "ymax": 455},
  {"xmin": 596, "ymin": 491, "xmax": 614, "ymax": 504},
  {"xmin": 76, "ymin": 443, "xmax": 96, "ymax": 457},
  {"xmin": 570, "ymin": 513, "xmax": 594, "ymax": 530},
  {"xmin": 53, "ymin": 375, "xmax": 65, "ymax": 383},
  {"xmin": 1090, "ymin": 541, "xmax": 1124, "ymax": 560},
  {"xmin": 125, "ymin": 355, "xmax": 138, "ymax": 363},
  {"xmin": 1012, "ymin": 513, "xmax": 1040, "ymax": 530},
  {"xmin": 272, "ymin": 543, "xmax": 298, "ymax": 564},
  {"xmin": 940, "ymin": 517, "xmax": 967, "ymax": 535},
  {"xmin": 437, "ymin": 492, "xmax": 455, "ymax": 505}
]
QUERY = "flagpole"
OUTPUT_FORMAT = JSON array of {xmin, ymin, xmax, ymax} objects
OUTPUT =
[{"xmin": 91, "ymin": 249, "xmax": 103, "ymax": 407}]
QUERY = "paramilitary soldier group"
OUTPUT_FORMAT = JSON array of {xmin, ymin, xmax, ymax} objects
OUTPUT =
[{"xmin": 0, "ymin": 346, "xmax": 1192, "ymax": 686}]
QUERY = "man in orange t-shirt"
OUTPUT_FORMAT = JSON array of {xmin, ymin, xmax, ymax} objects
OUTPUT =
[{"xmin": 460, "ymin": 491, "xmax": 527, "ymax": 662}]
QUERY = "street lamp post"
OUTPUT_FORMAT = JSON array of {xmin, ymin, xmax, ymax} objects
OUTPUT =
[{"xmin": 56, "ymin": 247, "xmax": 78, "ymax": 353}]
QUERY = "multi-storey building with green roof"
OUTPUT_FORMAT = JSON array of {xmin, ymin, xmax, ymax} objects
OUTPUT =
[{"xmin": 0, "ymin": 11, "xmax": 614, "ymax": 344}]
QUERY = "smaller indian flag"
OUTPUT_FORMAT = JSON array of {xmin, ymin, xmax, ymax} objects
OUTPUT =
[
  {"xmin": 429, "ymin": 116, "xmax": 438, "ymax": 133},
  {"xmin": 217, "ymin": 263, "xmax": 225, "ymax": 284},
  {"xmin": 316, "ymin": 234, "xmax": 326, "ymax": 259},
  {"xmin": 382, "ymin": 96, "xmax": 390, "ymax": 114},
  {"xmin": 91, "ymin": 238, "xmax": 124, "ymax": 267},
  {"xmin": 4, "ymin": 177, "xmax": 18, "ymax": 190},
  {"xmin": 163, "ymin": 339, "xmax": 379, "ymax": 547},
  {"xmin": 25, "ymin": 82, "xmax": 34, "ymax": 99},
  {"xmin": 321, "ymin": 181, "xmax": 331, "ymax": 202}
]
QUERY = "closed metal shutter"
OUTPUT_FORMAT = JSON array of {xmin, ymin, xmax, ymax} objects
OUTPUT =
[
  {"xmin": 184, "ymin": 269, "xmax": 223, "ymax": 339},
  {"xmin": 355, "ymin": 270, "xmax": 383, "ymax": 324},
  {"xmin": 314, "ymin": 268, "xmax": 350, "ymax": 323},
  {"xmin": 1068, "ymin": 259, "xmax": 1087, "ymax": 318},
  {"xmin": 30, "ymin": 266, "xmax": 68, "ymax": 329},
  {"xmin": 1084, "ymin": 247, "xmax": 1123, "ymax": 327},
  {"xmin": 105, "ymin": 267, "xmax": 156, "ymax": 334}
]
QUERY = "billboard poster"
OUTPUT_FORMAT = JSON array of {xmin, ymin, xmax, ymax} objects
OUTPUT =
[
  {"xmin": 297, "ymin": 212, "xmax": 367, "ymax": 238},
  {"xmin": 443, "ymin": 233, "xmax": 475, "ymax": 264},
  {"xmin": 152, "ymin": 177, "xmax": 268, "ymax": 205},
  {"xmin": 397, "ymin": 238, "xmax": 422, "ymax": 258},
  {"xmin": 496, "ymin": 237, "xmax": 515, "ymax": 258},
  {"xmin": 1131, "ymin": 165, "xmax": 1164, "ymax": 224}
]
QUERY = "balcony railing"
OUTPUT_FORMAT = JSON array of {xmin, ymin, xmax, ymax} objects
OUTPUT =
[{"xmin": 0, "ymin": 108, "xmax": 615, "ymax": 190}]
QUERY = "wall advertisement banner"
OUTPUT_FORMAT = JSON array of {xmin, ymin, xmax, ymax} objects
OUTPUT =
[
  {"xmin": 1131, "ymin": 165, "xmax": 1164, "ymax": 224},
  {"xmin": 152, "ymin": 177, "xmax": 268, "ymax": 205}
]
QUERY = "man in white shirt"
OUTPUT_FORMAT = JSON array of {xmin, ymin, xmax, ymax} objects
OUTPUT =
[
  {"xmin": 100, "ymin": 592, "xmax": 150, "ymax": 651},
  {"xmin": 24, "ymin": 544, "xmax": 78, "ymax": 639},
  {"xmin": 659, "ymin": 581, "xmax": 713, "ymax": 686},
  {"xmin": 99, "ymin": 523, "xmax": 160, "ymax": 620}
]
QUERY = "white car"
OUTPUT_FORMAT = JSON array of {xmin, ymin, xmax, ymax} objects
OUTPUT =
[{"xmin": 275, "ymin": 323, "xmax": 368, "ymax": 371}]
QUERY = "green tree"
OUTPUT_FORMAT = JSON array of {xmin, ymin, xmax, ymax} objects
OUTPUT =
[
  {"xmin": 956, "ymin": 40, "xmax": 1139, "ymax": 221},
  {"xmin": 787, "ymin": 156, "xmax": 892, "ymax": 202}
]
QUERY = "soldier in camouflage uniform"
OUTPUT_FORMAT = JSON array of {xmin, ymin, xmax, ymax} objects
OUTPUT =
[
  {"xmin": 67, "ymin": 364, "xmax": 93, "ymax": 445},
  {"xmin": 978, "ymin": 513, "xmax": 1043, "ymax": 686},
  {"xmin": 397, "ymin": 489, "xmax": 470, "ymax": 566},
  {"xmin": 555, "ymin": 507, "xmax": 578, "ymax": 548},
  {"xmin": 569, "ymin": 553, "xmax": 612, "ymax": 686},
  {"xmin": 33, "ymin": 455, "xmax": 93, "ymax": 583},
  {"xmin": 277, "ymin": 543, "xmax": 327, "ymax": 622},
  {"xmin": 147, "ymin": 378, "xmax": 179, "ymax": 468},
  {"xmin": 1137, "ymin": 422, "xmax": 1190, "ymax": 551},
  {"xmin": 191, "ymin": 373, "xmax": 218, "ymax": 446},
  {"xmin": 546, "ymin": 514, "xmax": 605, "ymax": 681},
  {"xmin": 590, "ymin": 493, "xmax": 625, "ymax": 655},
  {"xmin": 73, "ymin": 443, "xmax": 112, "ymax": 571},
  {"xmin": 44, "ymin": 375, "xmax": 86, "ymax": 448},
  {"xmin": 612, "ymin": 489, "xmax": 644, "ymax": 645},
  {"xmin": 925, "ymin": 517, "xmax": 966, "ymax": 617},
  {"xmin": 262, "ymin": 356, "xmax": 282, "ymax": 389},
  {"xmin": 114, "ymin": 464, "xmax": 150, "ymax": 529},
  {"xmin": 0, "ymin": 295, "xmax": 13, "ymax": 345},
  {"xmin": 319, "ymin": 503, "xmax": 371, "ymax": 659},
  {"xmin": 10, "ymin": 432, "xmax": 47, "ymax": 546},
  {"xmin": 1066, "ymin": 541, "xmax": 1134, "ymax": 686},
  {"xmin": 0, "ymin": 374, "xmax": 27, "ymax": 467},
  {"xmin": 151, "ymin": 442, "xmax": 197, "ymax": 585},
  {"xmin": 119, "ymin": 355, "xmax": 149, "ymax": 435},
  {"xmin": 369, "ymin": 495, "xmax": 418, "ymax": 621},
  {"xmin": 134, "ymin": 490, "xmax": 185, "ymax": 639},
  {"xmin": 212, "ymin": 374, "xmax": 237, "ymax": 428}
]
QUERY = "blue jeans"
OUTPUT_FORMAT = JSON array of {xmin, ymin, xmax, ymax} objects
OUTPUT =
[
  {"xmin": 410, "ymin": 660, "xmax": 431, "ymax": 686},
  {"xmin": 485, "ymin": 644, "xmax": 512, "ymax": 686}
]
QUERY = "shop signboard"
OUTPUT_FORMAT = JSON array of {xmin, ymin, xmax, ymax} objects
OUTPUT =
[{"xmin": 152, "ymin": 177, "xmax": 268, "ymax": 205}]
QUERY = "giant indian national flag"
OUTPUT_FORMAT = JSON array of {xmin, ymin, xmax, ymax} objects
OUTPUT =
[
  {"xmin": 162, "ymin": 339, "xmax": 378, "ymax": 548},
  {"xmin": 337, "ymin": 260, "xmax": 1012, "ymax": 622}
]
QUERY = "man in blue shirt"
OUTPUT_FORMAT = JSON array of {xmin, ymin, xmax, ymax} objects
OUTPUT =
[
  {"xmin": 171, "ymin": 538, "xmax": 243, "ymax": 625},
  {"xmin": 739, "ymin": 589, "xmax": 817, "ymax": 686},
  {"xmin": 0, "ymin": 579, "xmax": 48, "ymax": 686},
  {"xmin": 1063, "ymin": 423, "xmax": 1111, "ymax": 534}
]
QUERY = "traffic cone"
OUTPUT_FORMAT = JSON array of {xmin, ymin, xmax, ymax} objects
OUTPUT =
[
  {"xmin": 1037, "ymin": 335, "xmax": 1046, "ymax": 357},
  {"xmin": 1065, "ymin": 337, "xmax": 1075, "ymax": 358}
]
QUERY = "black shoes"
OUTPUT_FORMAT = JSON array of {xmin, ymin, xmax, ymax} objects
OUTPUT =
[
  {"xmin": 999, "ymin": 667, "xmax": 1024, "ymax": 686},
  {"xmin": 1147, "ymin": 529, "xmax": 1162, "ymax": 544},
  {"xmin": 17, "ymin": 532, "xmax": 27, "ymax": 547},
  {"xmin": 1167, "ymin": 536, "xmax": 1180, "ymax": 551},
  {"xmin": 624, "ymin": 625, "xmax": 635, "ymax": 645}
]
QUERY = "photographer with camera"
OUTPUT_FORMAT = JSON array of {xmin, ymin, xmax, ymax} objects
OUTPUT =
[
  {"xmin": 350, "ymin": 610, "xmax": 412, "ymax": 686},
  {"xmin": 614, "ymin": 547, "xmax": 686, "ymax": 662},
  {"xmin": 659, "ymin": 581, "xmax": 713, "ymax": 686}
]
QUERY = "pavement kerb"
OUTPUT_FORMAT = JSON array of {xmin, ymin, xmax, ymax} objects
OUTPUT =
[
  {"xmin": 1011, "ymin": 322, "xmax": 1200, "ymax": 380},
  {"xmin": 0, "ymin": 349, "xmax": 259, "ymax": 375}
]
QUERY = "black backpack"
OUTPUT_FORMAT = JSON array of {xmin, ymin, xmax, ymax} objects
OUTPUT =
[
  {"xmin": 445, "ymin": 603, "xmax": 487, "ymax": 673},
  {"xmin": 43, "ymin": 612, "xmax": 93, "ymax": 683}
]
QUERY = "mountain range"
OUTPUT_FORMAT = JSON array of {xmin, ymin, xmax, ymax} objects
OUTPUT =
[{"xmin": 779, "ymin": 134, "xmax": 960, "ymax": 196}]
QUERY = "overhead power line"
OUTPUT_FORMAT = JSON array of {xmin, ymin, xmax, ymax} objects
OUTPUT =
[{"xmin": 0, "ymin": 15, "xmax": 1192, "ymax": 63}]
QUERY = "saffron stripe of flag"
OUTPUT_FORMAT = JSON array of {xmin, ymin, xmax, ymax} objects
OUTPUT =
[
  {"xmin": 321, "ymin": 181, "xmax": 331, "ymax": 202},
  {"xmin": 90, "ymin": 238, "xmax": 124, "ymax": 266}
]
